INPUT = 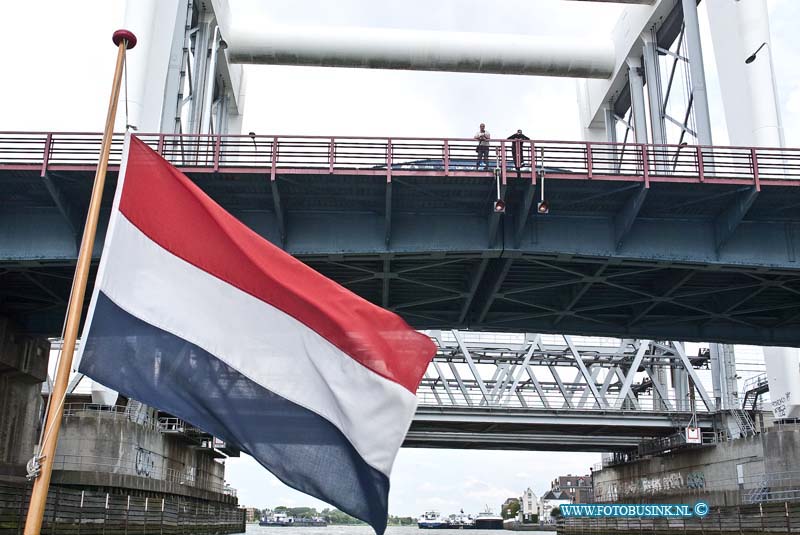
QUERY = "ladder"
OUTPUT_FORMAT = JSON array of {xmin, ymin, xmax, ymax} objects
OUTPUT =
[{"xmin": 729, "ymin": 407, "xmax": 757, "ymax": 438}]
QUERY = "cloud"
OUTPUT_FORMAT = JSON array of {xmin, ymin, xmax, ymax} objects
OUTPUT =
[
  {"xmin": 426, "ymin": 496, "xmax": 462, "ymax": 509},
  {"xmin": 464, "ymin": 478, "xmax": 519, "ymax": 502}
]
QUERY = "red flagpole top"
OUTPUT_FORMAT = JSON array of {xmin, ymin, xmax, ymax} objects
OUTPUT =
[{"xmin": 112, "ymin": 29, "xmax": 137, "ymax": 49}]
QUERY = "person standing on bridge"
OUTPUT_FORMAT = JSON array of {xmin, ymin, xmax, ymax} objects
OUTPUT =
[
  {"xmin": 474, "ymin": 123, "xmax": 491, "ymax": 170},
  {"xmin": 507, "ymin": 129, "xmax": 530, "ymax": 177}
]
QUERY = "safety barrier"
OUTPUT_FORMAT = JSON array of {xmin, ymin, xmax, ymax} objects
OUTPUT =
[{"xmin": 2, "ymin": 132, "xmax": 799, "ymax": 187}]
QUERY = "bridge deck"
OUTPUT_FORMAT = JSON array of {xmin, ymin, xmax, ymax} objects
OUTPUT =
[
  {"xmin": 2, "ymin": 133, "xmax": 800, "ymax": 345},
  {"xmin": 407, "ymin": 407, "xmax": 715, "ymax": 451}
]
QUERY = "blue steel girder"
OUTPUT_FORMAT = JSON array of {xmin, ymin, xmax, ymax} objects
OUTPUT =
[
  {"xmin": 385, "ymin": 179, "xmax": 392, "ymax": 247},
  {"xmin": 614, "ymin": 184, "xmax": 648, "ymax": 250},
  {"xmin": 381, "ymin": 257, "xmax": 391, "ymax": 308},
  {"xmin": 40, "ymin": 172, "xmax": 84, "ymax": 249},
  {"xmin": 714, "ymin": 186, "xmax": 758, "ymax": 253},
  {"xmin": 474, "ymin": 257, "xmax": 515, "ymax": 324},
  {"xmin": 553, "ymin": 263, "xmax": 609, "ymax": 326},
  {"xmin": 513, "ymin": 179, "xmax": 537, "ymax": 248},
  {"xmin": 270, "ymin": 176, "xmax": 287, "ymax": 247},
  {"xmin": 487, "ymin": 178, "xmax": 506, "ymax": 247},
  {"xmin": 458, "ymin": 257, "xmax": 489, "ymax": 325},
  {"xmin": 628, "ymin": 269, "xmax": 695, "ymax": 325}
]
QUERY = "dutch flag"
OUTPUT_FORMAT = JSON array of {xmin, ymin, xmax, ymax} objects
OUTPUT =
[{"xmin": 76, "ymin": 135, "xmax": 436, "ymax": 534}]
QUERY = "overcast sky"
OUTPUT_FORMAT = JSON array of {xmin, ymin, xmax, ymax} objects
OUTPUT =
[{"xmin": 3, "ymin": 0, "xmax": 798, "ymax": 519}]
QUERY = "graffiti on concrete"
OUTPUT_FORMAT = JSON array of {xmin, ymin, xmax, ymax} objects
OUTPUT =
[
  {"xmin": 772, "ymin": 393, "xmax": 789, "ymax": 419},
  {"xmin": 135, "ymin": 447, "xmax": 156, "ymax": 478},
  {"xmin": 640, "ymin": 472, "xmax": 683, "ymax": 494},
  {"xmin": 687, "ymin": 471, "xmax": 706, "ymax": 489},
  {"xmin": 596, "ymin": 483, "xmax": 619, "ymax": 502},
  {"xmin": 595, "ymin": 469, "xmax": 707, "ymax": 501}
]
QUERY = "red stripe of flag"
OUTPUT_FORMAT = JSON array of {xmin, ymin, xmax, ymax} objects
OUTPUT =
[{"xmin": 118, "ymin": 137, "xmax": 435, "ymax": 393}]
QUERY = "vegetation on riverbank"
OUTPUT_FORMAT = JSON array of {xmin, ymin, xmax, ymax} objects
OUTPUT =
[{"xmin": 253, "ymin": 506, "xmax": 415, "ymax": 526}]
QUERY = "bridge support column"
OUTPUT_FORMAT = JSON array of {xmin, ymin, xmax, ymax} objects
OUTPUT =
[
  {"xmin": 642, "ymin": 31, "xmax": 668, "ymax": 172},
  {"xmin": 604, "ymin": 105, "xmax": 617, "ymax": 144},
  {"xmin": 0, "ymin": 317, "xmax": 49, "ymax": 478},
  {"xmin": 189, "ymin": 18, "xmax": 212, "ymax": 134},
  {"xmin": 672, "ymin": 366, "xmax": 689, "ymax": 412},
  {"xmin": 655, "ymin": 366, "xmax": 669, "ymax": 411},
  {"xmin": 617, "ymin": 56, "xmax": 651, "ymax": 251},
  {"xmin": 681, "ymin": 0, "xmax": 713, "ymax": 145},
  {"xmin": 710, "ymin": 344, "xmax": 738, "ymax": 410},
  {"xmin": 626, "ymin": 57, "xmax": 648, "ymax": 144}
]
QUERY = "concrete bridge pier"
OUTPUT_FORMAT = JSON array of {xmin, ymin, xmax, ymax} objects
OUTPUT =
[{"xmin": 0, "ymin": 317, "xmax": 49, "ymax": 478}]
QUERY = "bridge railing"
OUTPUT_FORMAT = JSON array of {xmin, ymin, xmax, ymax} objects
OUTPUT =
[
  {"xmin": 63, "ymin": 403, "xmax": 206, "ymax": 438},
  {"xmin": 3, "ymin": 131, "xmax": 800, "ymax": 186},
  {"xmin": 63, "ymin": 402, "xmax": 160, "ymax": 431}
]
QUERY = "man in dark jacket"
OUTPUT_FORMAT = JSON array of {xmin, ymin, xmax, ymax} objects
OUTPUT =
[{"xmin": 508, "ymin": 129, "xmax": 530, "ymax": 177}]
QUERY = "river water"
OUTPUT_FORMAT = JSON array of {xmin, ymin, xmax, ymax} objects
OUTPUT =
[{"xmin": 238, "ymin": 526, "xmax": 554, "ymax": 535}]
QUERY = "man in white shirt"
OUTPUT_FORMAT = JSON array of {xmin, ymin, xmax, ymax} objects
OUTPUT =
[{"xmin": 474, "ymin": 123, "xmax": 491, "ymax": 170}]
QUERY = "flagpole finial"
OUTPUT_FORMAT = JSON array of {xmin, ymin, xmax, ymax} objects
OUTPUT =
[{"xmin": 112, "ymin": 29, "xmax": 137, "ymax": 49}]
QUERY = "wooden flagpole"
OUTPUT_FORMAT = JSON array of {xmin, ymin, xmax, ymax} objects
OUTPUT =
[{"xmin": 23, "ymin": 29, "xmax": 137, "ymax": 535}]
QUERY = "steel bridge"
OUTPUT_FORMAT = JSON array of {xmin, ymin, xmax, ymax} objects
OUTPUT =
[
  {"xmin": 407, "ymin": 331, "xmax": 717, "ymax": 451},
  {"xmin": 2, "ymin": 132, "xmax": 800, "ymax": 346}
]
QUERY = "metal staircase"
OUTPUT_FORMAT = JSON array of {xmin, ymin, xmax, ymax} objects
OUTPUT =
[
  {"xmin": 729, "ymin": 407, "xmax": 757, "ymax": 438},
  {"xmin": 741, "ymin": 372, "xmax": 769, "ymax": 411},
  {"xmin": 744, "ymin": 480, "xmax": 770, "ymax": 504}
]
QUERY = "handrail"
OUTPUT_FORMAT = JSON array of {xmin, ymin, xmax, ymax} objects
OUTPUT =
[
  {"xmin": 2, "ymin": 130, "xmax": 798, "ymax": 150},
  {"xmin": 63, "ymin": 403, "xmax": 205, "ymax": 436},
  {"xmin": 1, "ymin": 132, "xmax": 799, "ymax": 186},
  {"xmin": 63, "ymin": 403, "xmax": 159, "ymax": 430},
  {"xmin": 742, "ymin": 372, "xmax": 769, "ymax": 393}
]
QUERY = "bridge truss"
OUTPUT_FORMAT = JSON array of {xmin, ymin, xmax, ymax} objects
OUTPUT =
[{"xmin": 407, "ymin": 331, "xmax": 716, "ymax": 451}]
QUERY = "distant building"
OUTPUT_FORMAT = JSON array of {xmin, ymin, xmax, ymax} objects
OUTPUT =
[
  {"xmin": 245, "ymin": 508, "xmax": 259, "ymax": 523},
  {"xmin": 551, "ymin": 473, "xmax": 593, "ymax": 503},
  {"xmin": 501, "ymin": 497, "xmax": 520, "ymax": 519},
  {"xmin": 538, "ymin": 490, "xmax": 571, "ymax": 523},
  {"xmin": 520, "ymin": 487, "xmax": 538, "ymax": 523}
]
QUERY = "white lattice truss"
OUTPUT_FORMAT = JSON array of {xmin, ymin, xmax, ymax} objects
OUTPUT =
[{"xmin": 419, "ymin": 331, "xmax": 714, "ymax": 415}]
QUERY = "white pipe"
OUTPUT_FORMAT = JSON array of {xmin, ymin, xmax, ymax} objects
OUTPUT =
[
  {"xmin": 122, "ymin": 0, "xmax": 158, "ymax": 130},
  {"xmin": 763, "ymin": 44, "xmax": 785, "ymax": 147},
  {"xmin": 226, "ymin": 24, "xmax": 615, "ymax": 79},
  {"xmin": 706, "ymin": 0, "xmax": 784, "ymax": 147},
  {"xmin": 741, "ymin": 0, "xmax": 784, "ymax": 147}
]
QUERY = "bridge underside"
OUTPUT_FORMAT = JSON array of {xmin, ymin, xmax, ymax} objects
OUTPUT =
[
  {"xmin": 406, "ymin": 409, "xmax": 714, "ymax": 451},
  {"xmin": 5, "ymin": 173, "xmax": 800, "ymax": 343},
  {"xmin": 2, "ymin": 140, "xmax": 800, "ymax": 344}
]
